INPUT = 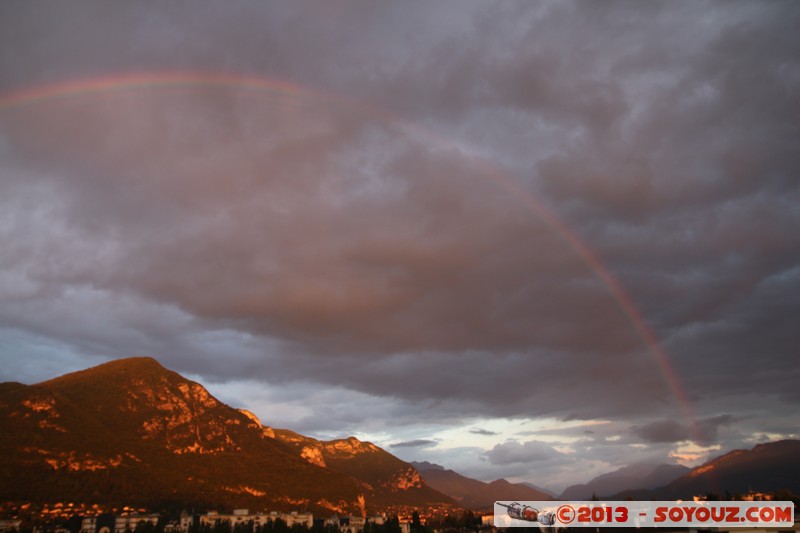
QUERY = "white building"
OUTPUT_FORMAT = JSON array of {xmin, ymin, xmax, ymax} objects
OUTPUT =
[
  {"xmin": 200, "ymin": 511, "xmax": 313, "ymax": 530},
  {"xmin": 0, "ymin": 520, "xmax": 22, "ymax": 533},
  {"xmin": 324, "ymin": 515, "xmax": 388, "ymax": 533},
  {"xmin": 80, "ymin": 514, "xmax": 159, "ymax": 533},
  {"xmin": 115, "ymin": 515, "xmax": 159, "ymax": 533},
  {"xmin": 180, "ymin": 514, "xmax": 194, "ymax": 532},
  {"xmin": 339, "ymin": 516, "xmax": 365, "ymax": 533}
]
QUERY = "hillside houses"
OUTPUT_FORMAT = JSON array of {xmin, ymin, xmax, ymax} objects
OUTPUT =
[
  {"xmin": 198, "ymin": 510, "xmax": 391, "ymax": 533},
  {"xmin": 30, "ymin": 509, "xmax": 399, "ymax": 533}
]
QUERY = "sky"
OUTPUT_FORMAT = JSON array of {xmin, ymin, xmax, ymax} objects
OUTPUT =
[{"xmin": 1, "ymin": 1, "xmax": 799, "ymax": 493}]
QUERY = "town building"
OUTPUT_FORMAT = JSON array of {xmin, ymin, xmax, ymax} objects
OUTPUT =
[
  {"xmin": 0, "ymin": 520, "xmax": 22, "ymax": 533},
  {"xmin": 115, "ymin": 515, "xmax": 160, "ymax": 533},
  {"xmin": 80, "ymin": 513, "xmax": 159, "ymax": 533},
  {"xmin": 323, "ymin": 515, "xmax": 386, "ymax": 533},
  {"xmin": 200, "ymin": 511, "xmax": 313, "ymax": 530}
]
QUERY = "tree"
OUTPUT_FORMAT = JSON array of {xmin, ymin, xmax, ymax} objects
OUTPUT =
[
  {"xmin": 212, "ymin": 520, "xmax": 232, "ymax": 533},
  {"xmin": 134, "ymin": 521, "xmax": 157, "ymax": 533},
  {"xmin": 410, "ymin": 511, "xmax": 421, "ymax": 533},
  {"xmin": 385, "ymin": 516, "xmax": 401, "ymax": 533}
]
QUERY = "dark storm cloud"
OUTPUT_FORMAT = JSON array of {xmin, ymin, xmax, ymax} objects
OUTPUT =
[
  {"xmin": 0, "ymin": 0, "xmax": 799, "ymax": 449},
  {"xmin": 633, "ymin": 415, "xmax": 737, "ymax": 446},
  {"xmin": 633, "ymin": 420, "xmax": 690, "ymax": 444}
]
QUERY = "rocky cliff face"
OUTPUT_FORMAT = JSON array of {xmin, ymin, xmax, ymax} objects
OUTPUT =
[
  {"xmin": 270, "ymin": 429, "xmax": 446, "ymax": 508},
  {"xmin": 323, "ymin": 437, "xmax": 381, "ymax": 457},
  {"xmin": 390, "ymin": 467, "xmax": 424, "ymax": 491}
]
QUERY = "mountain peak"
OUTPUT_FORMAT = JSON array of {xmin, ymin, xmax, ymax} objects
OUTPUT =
[
  {"xmin": 323, "ymin": 436, "xmax": 380, "ymax": 456},
  {"xmin": 41, "ymin": 356, "xmax": 171, "ymax": 388},
  {"xmin": 409, "ymin": 461, "xmax": 445, "ymax": 472},
  {"xmin": 26, "ymin": 356, "xmax": 256, "ymax": 457},
  {"xmin": 107, "ymin": 355, "xmax": 163, "ymax": 367}
]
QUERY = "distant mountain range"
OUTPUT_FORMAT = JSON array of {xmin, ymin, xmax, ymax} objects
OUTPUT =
[
  {"xmin": 410, "ymin": 462, "xmax": 551, "ymax": 510},
  {"xmin": 559, "ymin": 462, "xmax": 690, "ymax": 500},
  {"xmin": 614, "ymin": 440, "xmax": 800, "ymax": 500},
  {"xmin": 0, "ymin": 357, "xmax": 453, "ymax": 514},
  {"xmin": 417, "ymin": 440, "xmax": 800, "ymax": 506}
]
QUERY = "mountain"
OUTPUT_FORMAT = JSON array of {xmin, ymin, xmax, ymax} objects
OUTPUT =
[
  {"xmin": 560, "ymin": 462, "xmax": 689, "ymax": 500},
  {"xmin": 616, "ymin": 440, "xmax": 800, "ymax": 500},
  {"xmin": 271, "ymin": 429, "xmax": 449, "ymax": 511},
  {"xmin": 0, "ymin": 357, "xmax": 454, "ymax": 514},
  {"xmin": 410, "ymin": 461, "xmax": 551, "ymax": 510},
  {"xmin": 409, "ymin": 461, "xmax": 444, "ymax": 472}
]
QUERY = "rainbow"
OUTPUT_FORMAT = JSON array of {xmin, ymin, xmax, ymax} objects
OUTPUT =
[
  {"xmin": 0, "ymin": 70, "xmax": 698, "ymax": 437},
  {"xmin": 0, "ymin": 72, "xmax": 311, "ymax": 111}
]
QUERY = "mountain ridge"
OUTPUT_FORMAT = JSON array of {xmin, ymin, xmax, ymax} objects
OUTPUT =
[
  {"xmin": 410, "ymin": 461, "xmax": 551, "ymax": 510},
  {"xmin": 0, "ymin": 357, "xmax": 455, "ymax": 515},
  {"xmin": 613, "ymin": 439, "xmax": 800, "ymax": 500},
  {"xmin": 559, "ymin": 461, "xmax": 689, "ymax": 500}
]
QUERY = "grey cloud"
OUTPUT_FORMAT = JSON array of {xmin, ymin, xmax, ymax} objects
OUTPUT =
[
  {"xmin": 633, "ymin": 420, "xmax": 690, "ymax": 444},
  {"xmin": 469, "ymin": 428, "xmax": 499, "ymax": 436},
  {"xmin": 632, "ymin": 415, "xmax": 738, "ymax": 446},
  {"xmin": 486, "ymin": 440, "xmax": 564, "ymax": 466},
  {"xmin": 693, "ymin": 415, "xmax": 738, "ymax": 446},
  {"xmin": 391, "ymin": 439, "xmax": 438, "ymax": 449}
]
